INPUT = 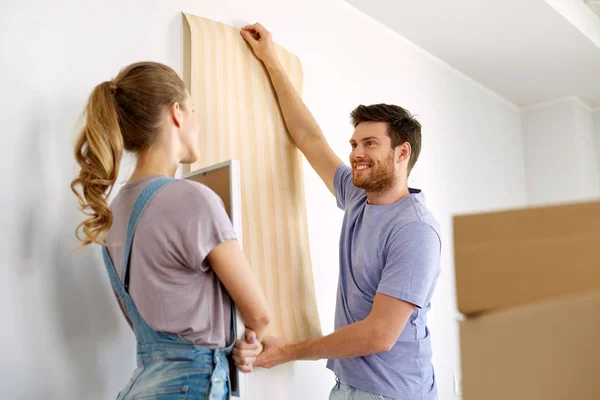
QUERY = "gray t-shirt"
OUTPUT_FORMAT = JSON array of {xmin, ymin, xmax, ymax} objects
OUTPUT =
[
  {"xmin": 326, "ymin": 165, "xmax": 441, "ymax": 399},
  {"xmin": 106, "ymin": 175, "xmax": 237, "ymax": 349}
]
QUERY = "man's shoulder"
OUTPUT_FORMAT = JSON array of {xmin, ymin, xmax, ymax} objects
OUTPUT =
[
  {"xmin": 387, "ymin": 202, "xmax": 441, "ymax": 246},
  {"xmin": 397, "ymin": 192, "xmax": 439, "ymax": 230}
]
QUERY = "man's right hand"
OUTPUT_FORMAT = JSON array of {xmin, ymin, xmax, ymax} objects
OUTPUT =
[
  {"xmin": 240, "ymin": 22, "xmax": 343, "ymax": 196},
  {"xmin": 240, "ymin": 23, "xmax": 279, "ymax": 69}
]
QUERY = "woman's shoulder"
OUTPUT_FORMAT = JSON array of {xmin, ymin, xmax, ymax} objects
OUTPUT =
[{"xmin": 161, "ymin": 178, "xmax": 224, "ymax": 210}]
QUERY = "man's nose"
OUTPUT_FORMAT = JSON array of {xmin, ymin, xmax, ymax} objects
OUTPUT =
[{"xmin": 351, "ymin": 147, "xmax": 365, "ymax": 159}]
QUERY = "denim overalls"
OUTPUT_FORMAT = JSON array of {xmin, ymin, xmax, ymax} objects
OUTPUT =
[{"xmin": 102, "ymin": 178, "xmax": 236, "ymax": 400}]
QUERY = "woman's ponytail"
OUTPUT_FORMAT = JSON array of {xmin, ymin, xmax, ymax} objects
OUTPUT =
[
  {"xmin": 71, "ymin": 62, "xmax": 188, "ymax": 248},
  {"xmin": 71, "ymin": 81, "xmax": 123, "ymax": 247}
]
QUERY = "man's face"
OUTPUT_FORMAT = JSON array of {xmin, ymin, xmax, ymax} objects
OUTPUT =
[{"xmin": 349, "ymin": 122, "xmax": 396, "ymax": 193}]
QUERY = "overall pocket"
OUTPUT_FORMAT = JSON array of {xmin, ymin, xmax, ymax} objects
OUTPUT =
[{"xmin": 130, "ymin": 385, "xmax": 188, "ymax": 400}]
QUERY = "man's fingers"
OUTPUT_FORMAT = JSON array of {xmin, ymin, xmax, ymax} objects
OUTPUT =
[
  {"xmin": 253, "ymin": 356, "xmax": 267, "ymax": 368},
  {"xmin": 253, "ymin": 22, "xmax": 269, "ymax": 36},
  {"xmin": 241, "ymin": 23, "xmax": 270, "ymax": 42},
  {"xmin": 240, "ymin": 29, "xmax": 259, "ymax": 45},
  {"xmin": 242, "ymin": 23, "xmax": 268, "ymax": 36},
  {"xmin": 241, "ymin": 23, "xmax": 257, "ymax": 31}
]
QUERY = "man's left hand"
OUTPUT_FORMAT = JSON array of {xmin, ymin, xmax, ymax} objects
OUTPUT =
[{"xmin": 254, "ymin": 335, "xmax": 291, "ymax": 369}]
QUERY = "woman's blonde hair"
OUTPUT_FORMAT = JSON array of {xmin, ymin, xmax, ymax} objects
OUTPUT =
[{"xmin": 71, "ymin": 62, "xmax": 187, "ymax": 248}]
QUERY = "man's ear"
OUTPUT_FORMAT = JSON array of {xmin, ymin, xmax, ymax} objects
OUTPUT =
[{"xmin": 397, "ymin": 142, "xmax": 411, "ymax": 164}]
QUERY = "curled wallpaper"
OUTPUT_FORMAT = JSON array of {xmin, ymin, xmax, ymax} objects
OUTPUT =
[{"xmin": 184, "ymin": 13, "xmax": 322, "ymax": 341}]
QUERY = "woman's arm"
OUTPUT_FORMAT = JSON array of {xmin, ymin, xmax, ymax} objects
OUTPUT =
[{"xmin": 207, "ymin": 240, "xmax": 271, "ymax": 341}]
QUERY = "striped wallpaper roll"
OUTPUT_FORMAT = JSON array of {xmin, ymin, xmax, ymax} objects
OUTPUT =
[{"xmin": 184, "ymin": 13, "xmax": 322, "ymax": 341}]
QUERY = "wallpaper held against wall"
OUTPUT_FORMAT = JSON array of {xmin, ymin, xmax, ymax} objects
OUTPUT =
[{"xmin": 183, "ymin": 13, "xmax": 322, "ymax": 341}]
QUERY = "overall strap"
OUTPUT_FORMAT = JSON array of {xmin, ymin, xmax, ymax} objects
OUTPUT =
[{"xmin": 122, "ymin": 177, "xmax": 176, "ymax": 292}]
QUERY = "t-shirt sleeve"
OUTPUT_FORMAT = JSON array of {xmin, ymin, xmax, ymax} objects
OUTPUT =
[
  {"xmin": 184, "ymin": 184, "xmax": 238, "ymax": 272},
  {"xmin": 377, "ymin": 222, "xmax": 441, "ymax": 309},
  {"xmin": 333, "ymin": 164, "xmax": 364, "ymax": 210}
]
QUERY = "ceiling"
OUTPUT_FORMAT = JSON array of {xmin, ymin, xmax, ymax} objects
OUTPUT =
[
  {"xmin": 586, "ymin": 0, "xmax": 600, "ymax": 17},
  {"xmin": 344, "ymin": 0, "xmax": 600, "ymax": 109}
]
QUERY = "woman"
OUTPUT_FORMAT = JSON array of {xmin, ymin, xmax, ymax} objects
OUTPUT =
[{"xmin": 71, "ymin": 61, "xmax": 268, "ymax": 399}]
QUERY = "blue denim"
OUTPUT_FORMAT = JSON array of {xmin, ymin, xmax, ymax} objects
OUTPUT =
[
  {"xmin": 329, "ymin": 379, "xmax": 392, "ymax": 400},
  {"xmin": 102, "ymin": 178, "xmax": 236, "ymax": 400}
]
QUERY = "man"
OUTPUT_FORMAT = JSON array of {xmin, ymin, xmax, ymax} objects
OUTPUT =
[{"xmin": 234, "ymin": 23, "xmax": 441, "ymax": 400}]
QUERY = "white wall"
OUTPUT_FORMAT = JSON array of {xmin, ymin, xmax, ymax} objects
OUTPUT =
[
  {"xmin": 521, "ymin": 100, "xmax": 579, "ymax": 204},
  {"xmin": 573, "ymin": 101, "xmax": 600, "ymax": 199},
  {"xmin": 0, "ymin": 0, "xmax": 528, "ymax": 399},
  {"xmin": 521, "ymin": 97, "xmax": 600, "ymax": 206},
  {"xmin": 595, "ymin": 110, "xmax": 600, "ymax": 181}
]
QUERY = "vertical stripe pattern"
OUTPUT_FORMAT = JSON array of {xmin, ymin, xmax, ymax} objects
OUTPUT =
[{"xmin": 184, "ymin": 13, "xmax": 322, "ymax": 341}]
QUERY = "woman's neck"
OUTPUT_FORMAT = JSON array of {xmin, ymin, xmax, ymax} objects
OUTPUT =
[{"xmin": 128, "ymin": 147, "xmax": 178, "ymax": 183}]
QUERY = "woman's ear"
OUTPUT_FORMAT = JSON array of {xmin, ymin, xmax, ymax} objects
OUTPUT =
[{"xmin": 170, "ymin": 102, "xmax": 182, "ymax": 128}]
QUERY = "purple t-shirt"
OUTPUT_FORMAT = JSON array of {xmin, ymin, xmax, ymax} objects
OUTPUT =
[
  {"xmin": 106, "ymin": 175, "xmax": 237, "ymax": 349},
  {"xmin": 326, "ymin": 165, "xmax": 441, "ymax": 399}
]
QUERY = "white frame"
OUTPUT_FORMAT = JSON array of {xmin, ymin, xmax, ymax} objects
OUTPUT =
[{"xmin": 184, "ymin": 160, "xmax": 247, "ymax": 398}]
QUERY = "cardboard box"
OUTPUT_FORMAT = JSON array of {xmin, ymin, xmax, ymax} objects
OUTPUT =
[
  {"xmin": 460, "ymin": 290, "xmax": 600, "ymax": 400},
  {"xmin": 454, "ymin": 200, "xmax": 600, "ymax": 316}
]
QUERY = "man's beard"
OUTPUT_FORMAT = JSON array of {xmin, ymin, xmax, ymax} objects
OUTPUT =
[{"xmin": 352, "ymin": 151, "xmax": 396, "ymax": 194}]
